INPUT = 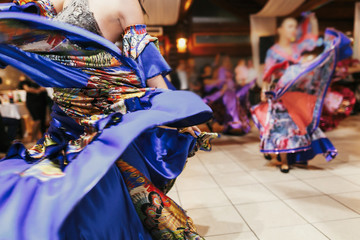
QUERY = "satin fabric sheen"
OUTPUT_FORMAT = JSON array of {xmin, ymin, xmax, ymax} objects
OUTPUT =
[{"xmin": 0, "ymin": 5, "xmax": 212, "ymax": 240}]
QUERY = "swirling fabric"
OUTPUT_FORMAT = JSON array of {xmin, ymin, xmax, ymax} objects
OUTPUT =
[
  {"xmin": 252, "ymin": 29, "xmax": 352, "ymax": 164},
  {"xmin": 203, "ymin": 67, "xmax": 255, "ymax": 134},
  {"xmin": 0, "ymin": 2, "xmax": 215, "ymax": 240}
]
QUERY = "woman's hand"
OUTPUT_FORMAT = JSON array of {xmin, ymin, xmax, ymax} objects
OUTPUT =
[
  {"xmin": 179, "ymin": 126, "xmax": 201, "ymax": 138},
  {"xmin": 261, "ymin": 82, "xmax": 269, "ymax": 102}
]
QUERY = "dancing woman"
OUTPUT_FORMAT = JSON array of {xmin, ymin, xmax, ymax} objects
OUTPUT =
[
  {"xmin": 0, "ymin": 0, "xmax": 217, "ymax": 239},
  {"xmin": 252, "ymin": 13, "xmax": 352, "ymax": 173},
  {"xmin": 320, "ymin": 59, "xmax": 358, "ymax": 131},
  {"xmin": 204, "ymin": 55, "xmax": 255, "ymax": 134}
]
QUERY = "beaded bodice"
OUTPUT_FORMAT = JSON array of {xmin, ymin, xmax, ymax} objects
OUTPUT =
[{"xmin": 54, "ymin": 0, "xmax": 102, "ymax": 36}]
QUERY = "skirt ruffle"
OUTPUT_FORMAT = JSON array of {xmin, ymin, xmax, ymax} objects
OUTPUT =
[{"xmin": 0, "ymin": 91, "xmax": 213, "ymax": 240}]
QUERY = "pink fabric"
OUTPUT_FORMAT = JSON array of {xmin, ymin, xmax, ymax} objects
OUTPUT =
[{"xmin": 281, "ymin": 92, "xmax": 317, "ymax": 135}]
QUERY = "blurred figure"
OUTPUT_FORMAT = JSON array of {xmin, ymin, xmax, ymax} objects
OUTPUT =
[
  {"xmin": 235, "ymin": 59, "xmax": 248, "ymax": 86},
  {"xmin": 247, "ymin": 59, "xmax": 257, "ymax": 84},
  {"xmin": 212, "ymin": 53, "xmax": 221, "ymax": 69},
  {"xmin": 187, "ymin": 58, "xmax": 202, "ymax": 95},
  {"xmin": 204, "ymin": 55, "xmax": 254, "ymax": 134},
  {"xmin": 0, "ymin": 77, "xmax": 11, "ymax": 152},
  {"xmin": 0, "ymin": 76, "xmax": 20, "ymax": 143},
  {"xmin": 247, "ymin": 59, "xmax": 261, "ymax": 105},
  {"xmin": 170, "ymin": 59, "xmax": 189, "ymax": 90},
  {"xmin": 18, "ymin": 75, "xmax": 48, "ymax": 141},
  {"xmin": 198, "ymin": 64, "xmax": 213, "ymax": 97},
  {"xmin": 0, "ymin": 114, "xmax": 11, "ymax": 153},
  {"xmin": 320, "ymin": 58, "xmax": 360, "ymax": 131},
  {"xmin": 251, "ymin": 13, "xmax": 349, "ymax": 173}
]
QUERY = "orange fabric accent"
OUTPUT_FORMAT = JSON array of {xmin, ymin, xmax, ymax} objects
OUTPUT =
[
  {"xmin": 281, "ymin": 92, "xmax": 317, "ymax": 135},
  {"xmin": 263, "ymin": 61, "xmax": 289, "ymax": 83},
  {"xmin": 253, "ymin": 102, "xmax": 269, "ymax": 128}
]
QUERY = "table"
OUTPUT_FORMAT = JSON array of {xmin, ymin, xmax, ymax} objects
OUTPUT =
[{"xmin": 0, "ymin": 103, "xmax": 29, "ymax": 120}]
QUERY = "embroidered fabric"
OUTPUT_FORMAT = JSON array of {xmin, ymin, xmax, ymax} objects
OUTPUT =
[
  {"xmin": 14, "ymin": 0, "xmax": 58, "ymax": 18},
  {"xmin": 54, "ymin": 0, "xmax": 103, "ymax": 36}
]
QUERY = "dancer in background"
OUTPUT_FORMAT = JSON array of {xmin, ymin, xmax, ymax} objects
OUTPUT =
[
  {"xmin": 204, "ymin": 55, "xmax": 254, "ymax": 134},
  {"xmin": 0, "ymin": 114, "xmax": 11, "ymax": 153},
  {"xmin": 252, "ymin": 12, "xmax": 352, "ymax": 173},
  {"xmin": 235, "ymin": 59, "xmax": 248, "ymax": 86},
  {"xmin": 247, "ymin": 59, "xmax": 257, "ymax": 85},
  {"xmin": 261, "ymin": 13, "xmax": 319, "ymax": 102},
  {"xmin": 320, "ymin": 58, "xmax": 359, "ymax": 131},
  {"xmin": 170, "ymin": 59, "xmax": 189, "ymax": 90},
  {"xmin": 18, "ymin": 75, "xmax": 48, "ymax": 141},
  {"xmin": 198, "ymin": 64, "xmax": 213, "ymax": 97},
  {"xmin": 0, "ymin": 0, "xmax": 217, "ymax": 239},
  {"xmin": 188, "ymin": 58, "xmax": 202, "ymax": 95}
]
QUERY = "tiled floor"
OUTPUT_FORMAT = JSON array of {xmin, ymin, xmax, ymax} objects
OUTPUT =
[{"xmin": 171, "ymin": 115, "xmax": 360, "ymax": 240}]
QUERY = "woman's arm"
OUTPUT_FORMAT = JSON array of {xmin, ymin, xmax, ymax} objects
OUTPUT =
[
  {"xmin": 50, "ymin": 0, "xmax": 65, "ymax": 13},
  {"xmin": 309, "ymin": 13, "xmax": 319, "ymax": 37},
  {"xmin": 118, "ymin": 0, "xmax": 145, "ymax": 31},
  {"xmin": 119, "ymin": 0, "xmax": 167, "ymax": 90},
  {"xmin": 147, "ymin": 75, "xmax": 168, "ymax": 89}
]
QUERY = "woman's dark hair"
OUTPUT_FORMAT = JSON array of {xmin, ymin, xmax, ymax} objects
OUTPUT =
[
  {"xmin": 276, "ymin": 16, "xmax": 299, "ymax": 28},
  {"xmin": 138, "ymin": 0, "xmax": 147, "ymax": 15},
  {"xmin": 200, "ymin": 64, "xmax": 212, "ymax": 74}
]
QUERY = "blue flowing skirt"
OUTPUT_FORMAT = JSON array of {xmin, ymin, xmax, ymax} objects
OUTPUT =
[{"xmin": 0, "ymin": 7, "xmax": 213, "ymax": 240}]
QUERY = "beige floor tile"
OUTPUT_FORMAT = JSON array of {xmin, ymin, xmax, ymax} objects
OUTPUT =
[
  {"xmin": 314, "ymin": 218, "xmax": 360, "ymax": 240},
  {"xmin": 197, "ymin": 151, "xmax": 229, "ymax": 162},
  {"xmin": 201, "ymin": 156, "xmax": 245, "ymax": 174},
  {"xmin": 264, "ymin": 180, "xmax": 322, "ymax": 199},
  {"xmin": 347, "ymin": 154, "xmax": 360, "ymax": 162},
  {"xmin": 256, "ymin": 224, "xmax": 328, "ymax": 240},
  {"xmin": 223, "ymin": 184, "xmax": 278, "ymax": 205},
  {"xmin": 223, "ymin": 148, "xmax": 260, "ymax": 161},
  {"xmin": 291, "ymin": 167, "xmax": 335, "ymax": 179},
  {"xmin": 166, "ymin": 189, "xmax": 181, "ymax": 206},
  {"xmin": 330, "ymin": 191, "xmax": 360, "ymax": 214},
  {"xmin": 187, "ymin": 206, "xmax": 250, "ymax": 236},
  {"xmin": 233, "ymin": 157, "xmax": 271, "ymax": 171},
  {"xmin": 176, "ymin": 174, "xmax": 218, "ymax": 191},
  {"xmin": 342, "ymin": 174, "xmax": 360, "ymax": 186},
  {"xmin": 211, "ymin": 171, "xmax": 257, "ymax": 187},
  {"xmin": 219, "ymin": 144, "xmax": 245, "ymax": 152},
  {"xmin": 181, "ymin": 157, "xmax": 210, "ymax": 177},
  {"xmin": 327, "ymin": 163, "xmax": 360, "ymax": 176},
  {"xmin": 205, "ymin": 232, "xmax": 258, "ymax": 240},
  {"xmin": 284, "ymin": 195, "xmax": 359, "ymax": 223},
  {"xmin": 335, "ymin": 151, "xmax": 360, "ymax": 163},
  {"xmin": 235, "ymin": 201, "xmax": 306, "ymax": 231},
  {"xmin": 250, "ymin": 169, "xmax": 297, "ymax": 183},
  {"xmin": 179, "ymin": 187, "xmax": 231, "ymax": 210},
  {"xmin": 174, "ymin": 116, "xmax": 360, "ymax": 239},
  {"xmin": 303, "ymin": 176, "xmax": 360, "ymax": 194}
]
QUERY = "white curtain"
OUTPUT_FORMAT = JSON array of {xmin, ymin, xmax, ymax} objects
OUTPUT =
[
  {"xmin": 250, "ymin": 16, "xmax": 276, "ymax": 85},
  {"xmin": 143, "ymin": 0, "xmax": 182, "ymax": 26},
  {"xmin": 250, "ymin": 0, "xmax": 306, "ymax": 83},
  {"xmin": 354, "ymin": 2, "xmax": 360, "ymax": 60},
  {"xmin": 256, "ymin": 0, "xmax": 305, "ymax": 17}
]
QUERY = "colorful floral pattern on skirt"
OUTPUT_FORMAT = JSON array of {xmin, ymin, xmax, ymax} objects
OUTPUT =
[{"xmin": 117, "ymin": 160, "xmax": 204, "ymax": 240}]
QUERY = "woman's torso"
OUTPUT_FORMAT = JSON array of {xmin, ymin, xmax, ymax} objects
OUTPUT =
[
  {"xmin": 263, "ymin": 43, "xmax": 302, "ymax": 86},
  {"xmin": 51, "ymin": 0, "xmax": 147, "ymax": 127},
  {"xmin": 267, "ymin": 44, "xmax": 302, "ymax": 68},
  {"xmin": 54, "ymin": 0, "xmax": 103, "ymax": 36},
  {"xmin": 53, "ymin": 0, "xmax": 144, "ymax": 43}
]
